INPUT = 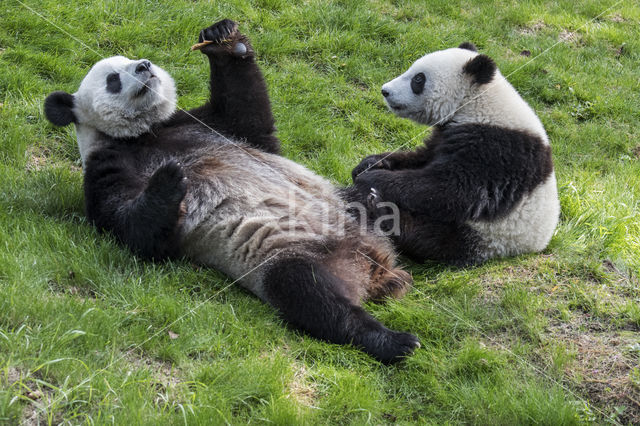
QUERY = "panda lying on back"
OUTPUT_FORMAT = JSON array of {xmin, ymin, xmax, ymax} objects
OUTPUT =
[
  {"xmin": 352, "ymin": 43, "xmax": 560, "ymax": 266},
  {"xmin": 44, "ymin": 20, "xmax": 420, "ymax": 363}
]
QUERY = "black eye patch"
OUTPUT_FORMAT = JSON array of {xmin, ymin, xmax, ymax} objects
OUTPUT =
[
  {"xmin": 106, "ymin": 72, "xmax": 122, "ymax": 94},
  {"xmin": 411, "ymin": 72, "xmax": 425, "ymax": 95}
]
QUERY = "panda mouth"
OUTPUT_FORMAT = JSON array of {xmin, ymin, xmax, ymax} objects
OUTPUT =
[
  {"xmin": 386, "ymin": 101, "xmax": 406, "ymax": 111},
  {"xmin": 134, "ymin": 75, "xmax": 157, "ymax": 98}
]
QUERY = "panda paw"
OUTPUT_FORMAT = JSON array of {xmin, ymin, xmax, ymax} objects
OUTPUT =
[
  {"xmin": 367, "ymin": 188, "xmax": 382, "ymax": 211},
  {"xmin": 197, "ymin": 20, "xmax": 252, "ymax": 58},
  {"xmin": 147, "ymin": 160, "xmax": 188, "ymax": 206},
  {"xmin": 361, "ymin": 328, "xmax": 420, "ymax": 364},
  {"xmin": 199, "ymin": 19, "xmax": 238, "ymax": 45},
  {"xmin": 351, "ymin": 154, "xmax": 391, "ymax": 182}
]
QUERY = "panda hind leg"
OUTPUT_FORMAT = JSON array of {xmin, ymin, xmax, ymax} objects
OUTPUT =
[{"xmin": 262, "ymin": 257, "xmax": 419, "ymax": 364}]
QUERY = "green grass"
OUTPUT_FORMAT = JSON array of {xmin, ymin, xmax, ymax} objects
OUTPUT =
[{"xmin": 1, "ymin": 0, "xmax": 640, "ymax": 424}]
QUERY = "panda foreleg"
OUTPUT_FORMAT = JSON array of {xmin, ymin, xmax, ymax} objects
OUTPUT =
[
  {"xmin": 124, "ymin": 160, "xmax": 187, "ymax": 259},
  {"xmin": 354, "ymin": 166, "xmax": 481, "ymax": 223},
  {"xmin": 87, "ymin": 159, "xmax": 187, "ymax": 260},
  {"xmin": 351, "ymin": 146, "xmax": 433, "ymax": 182},
  {"xmin": 192, "ymin": 20, "xmax": 279, "ymax": 154},
  {"xmin": 262, "ymin": 257, "xmax": 420, "ymax": 363}
]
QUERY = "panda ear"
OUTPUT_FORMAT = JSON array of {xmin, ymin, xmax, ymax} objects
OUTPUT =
[
  {"xmin": 44, "ymin": 91, "xmax": 76, "ymax": 126},
  {"xmin": 462, "ymin": 54, "xmax": 496, "ymax": 85},
  {"xmin": 458, "ymin": 42, "xmax": 477, "ymax": 52}
]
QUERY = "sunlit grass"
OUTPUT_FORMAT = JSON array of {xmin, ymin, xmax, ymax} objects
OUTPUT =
[{"xmin": 1, "ymin": 0, "xmax": 639, "ymax": 423}]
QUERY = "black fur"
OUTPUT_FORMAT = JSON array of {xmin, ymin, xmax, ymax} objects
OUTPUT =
[
  {"xmin": 106, "ymin": 73, "xmax": 122, "ymax": 94},
  {"xmin": 462, "ymin": 54, "xmax": 496, "ymax": 85},
  {"xmin": 44, "ymin": 91, "xmax": 76, "ymax": 126},
  {"xmin": 458, "ymin": 42, "xmax": 478, "ymax": 52},
  {"xmin": 351, "ymin": 124, "xmax": 553, "ymax": 265},
  {"xmin": 410, "ymin": 72, "xmax": 426, "ymax": 95},
  {"xmin": 263, "ymin": 257, "xmax": 419, "ymax": 364}
]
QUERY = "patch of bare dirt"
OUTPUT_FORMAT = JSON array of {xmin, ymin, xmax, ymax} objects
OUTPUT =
[
  {"xmin": 25, "ymin": 150, "xmax": 49, "ymax": 173},
  {"xmin": 518, "ymin": 21, "xmax": 547, "ymax": 36},
  {"xmin": 25, "ymin": 144, "xmax": 82, "ymax": 173},
  {"xmin": 47, "ymin": 275, "xmax": 97, "ymax": 301},
  {"xmin": 632, "ymin": 146, "xmax": 640, "ymax": 160},
  {"xmin": 21, "ymin": 391, "xmax": 57, "ymax": 426},
  {"xmin": 548, "ymin": 314, "xmax": 640, "ymax": 423},
  {"xmin": 559, "ymin": 29, "xmax": 580, "ymax": 44},
  {"xmin": 2, "ymin": 367, "xmax": 58, "ymax": 425},
  {"xmin": 287, "ymin": 363, "xmax": 317, "ymax": 408},
  {"xmin": 609, "ymin": 13, "xmax": 626, "ymax": 23},
  {"xmin": 3, "ymin": 366, "xmax": 23, "ymax": 385},
  {"xmin": 123, "ymin": 350, "xmax": 182, "ymax": 389}
]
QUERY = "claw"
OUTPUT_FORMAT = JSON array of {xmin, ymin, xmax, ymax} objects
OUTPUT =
[{"xmin": 367, "ymin": 188, "xmax": 380, "ymax": 210}]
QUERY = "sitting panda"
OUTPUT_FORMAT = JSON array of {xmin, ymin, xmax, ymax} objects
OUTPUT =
[
  {"xmin": 351, "ymin": 42, "xmax": 560, "ymax": 266},
  {"xmin": 44, "ymin": 20, "xmax": 419, "ymax": 363}
]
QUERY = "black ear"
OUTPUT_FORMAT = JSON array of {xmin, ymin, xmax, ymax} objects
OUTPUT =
[
  {"xmin": 44, "ymin": 91, "xmax": 76, "ymax": 126},
  {"xmin": 458, "ymin": 42, "xmax": 477, "ymax": 52},
  {"xmin": 462, "ymin": 54, "xmax": 496, "ymax": 85}
]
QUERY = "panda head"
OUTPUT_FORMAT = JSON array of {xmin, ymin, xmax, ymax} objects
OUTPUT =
[
  {"xmin": 381, "ymin": 42, "xmax": 498, "ymax": 126},
  {"xmin": 44, "ymin": 56, "xmax": 177, "ymax": 140}
]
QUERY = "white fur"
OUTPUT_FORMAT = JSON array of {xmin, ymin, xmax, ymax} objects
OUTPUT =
[
  {"xmin": 469, "ymin": 174, "xmax": 559, "ymax": 260},
  {"xmin": 73, "ymin": 56, "xmax": 177, "ymax": 164},
  {"xmin": 383, "ymin": 47, "xmax": 560, "ymax": 258},
  {"xmin": 455, "ymin": 71, "xmax": 548, "ymax": 144}
]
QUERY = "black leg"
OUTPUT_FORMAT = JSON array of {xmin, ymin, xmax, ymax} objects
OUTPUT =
[
  {"xmin": 179, "ymin": 19, "xmax": 279, "ymax": 154},
  {"xmin": 262, "ymin": 257, "xmax": 420, "ymax": 363}
]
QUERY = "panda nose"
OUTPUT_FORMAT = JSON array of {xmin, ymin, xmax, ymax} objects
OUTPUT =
[
  {"xmin": 381, "ymin": 88, "xmax": 389, "ymax": 97},
  {"xmin": 135, "ymin": 61, "xmax": 151, "ymax": 74}
]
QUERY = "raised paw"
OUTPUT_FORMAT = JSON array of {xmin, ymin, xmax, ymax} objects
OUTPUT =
[
  {"xmin": 352, "ymin": 154, "xmax": 391, "ymax": 182},
  {"xmin": 199, "ymin": 19, "xmax": 238, "ymax": 45},
  {"xmin": 147, "ymin": 159, "xmax": 188, "ymax": 205},
  {"xmin": 361, "ymin": 328, "xmax": 420, "ymax": 364},
  {"xmin": 194, "ymin": 20, "xmax": 252, "ymax": 58}
]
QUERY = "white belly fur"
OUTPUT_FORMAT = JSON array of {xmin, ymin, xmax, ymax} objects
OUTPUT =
[{"xmin": 468, "ymin": 173, "xmax": 559, "ymax": 259}]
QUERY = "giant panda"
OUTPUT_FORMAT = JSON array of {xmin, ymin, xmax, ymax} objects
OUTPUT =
[
  {"xmin": 351, "ymin": 42, "xmax": 560, "ymax": 266},
  {"xmin": 44, "ymin": 19, "xmax": 420, "ymax": 363}
]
